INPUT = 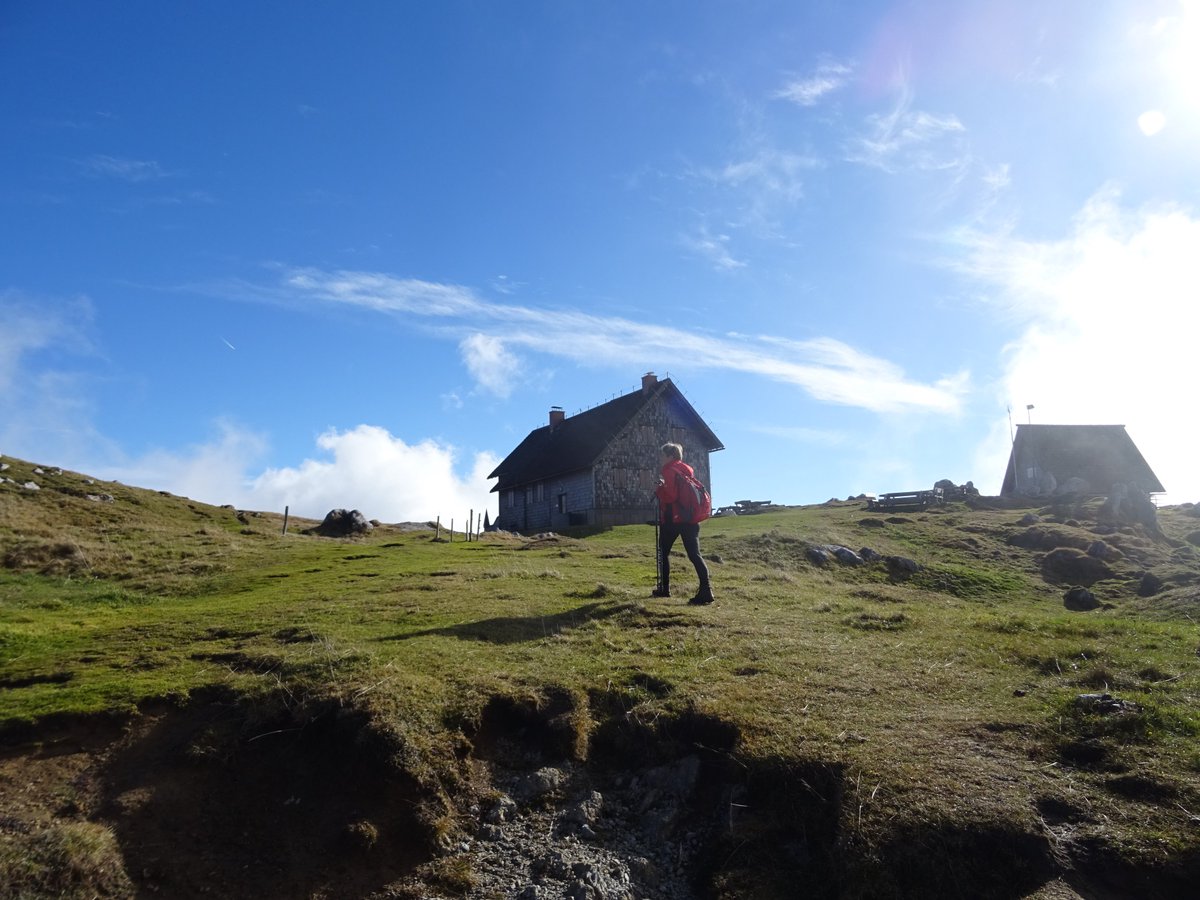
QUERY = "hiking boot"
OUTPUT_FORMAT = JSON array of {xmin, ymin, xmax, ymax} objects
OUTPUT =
[
  {"xmin": 651, "ymin": 588, "xmax": 671, "ymax": 598},
  {"xmin": 687, "ymin": 587, "xmax": 715, "ymax": 605}
]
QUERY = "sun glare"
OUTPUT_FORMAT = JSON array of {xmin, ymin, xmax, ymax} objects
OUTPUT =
[
  {"xmin": 1158, "ymin": 0, "xmax": 1200, "ymax": 109},
  {"xmin": 1138, "ymin": 109, "xmax": 1167, "ymax": 135}
]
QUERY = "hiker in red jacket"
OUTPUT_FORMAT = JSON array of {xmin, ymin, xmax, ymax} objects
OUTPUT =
[{"xmin": 653, "ymin": 442, "xmax": 714, "ymax": 605}]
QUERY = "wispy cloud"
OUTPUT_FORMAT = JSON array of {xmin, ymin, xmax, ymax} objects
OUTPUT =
[
  {"xmin": 746, "ymin": 423, "xmax": 847, "ymax": 446},
  {"xmin": 0, "ymin": 292, "xmax": 114, "ymax": 466},
  {"xmin": 78, "ymin": 154, "xmax": 169, "ymax": 182},
  {"xmin": 685, "ymin": 146, "xmax": 821, "ymax": 243},
  {"xmin": 954, "ymin": 188, "xmax": 1200, "ymax": 501},
  {"xmin": 680, "ymin": 225, "xmax": 747, "ymax": 271},
  {"xmin": 0, "ymin": 292, "xmax": 92, "ymax": 394},
  {"xmin": 775, "ymin": 61, "xmax": 853, "ymax": 107},
  {"xmin": 270, "ymin": 267, "xmax": 966, "ymax": 416},
  {"xmin": 847, "ymin": 82, "xmax": 968, "ymax": 175},
  {"xmin": 702, "ymin": 148, "xmax": 818, "ymax": 206}
]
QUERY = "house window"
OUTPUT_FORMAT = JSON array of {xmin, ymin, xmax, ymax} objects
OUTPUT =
[
  {"xmin": 507, "ymin": 490, "xmax": 515, "ymax": 508},
  {"xmin": 534, "ymin": 482, "xmax": 546, "ymax": 502},
  {"xmin": 557, "ymin": 493, "xmax": 567, "ymax": 514}
]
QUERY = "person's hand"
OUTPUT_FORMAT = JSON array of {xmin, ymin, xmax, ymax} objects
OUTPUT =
[{"xmin": 656, "ymin": 477, "xmax": 665, "ymax": 486}]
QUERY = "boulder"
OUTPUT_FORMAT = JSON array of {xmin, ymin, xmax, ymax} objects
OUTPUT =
[
  {"xmin": 1099, "ymin": 482, "xmax": 1162, "ymax": 535},
  {"xmin": 1063, "ymin": 586, "xmax": 1100, "ymax": 611},
  {"xmin": 1137, "ymin": 572, "xmax": 1164, "ymax": 597},
  {"xmin": 1074, "ymin": 692, "xmax": 1140, "ymax": 715},
  {"xmin": 1009, "ymin": 526, "xmax": 1089, "ymax": 552},
  {"xmin": 308, "ymin": 508, "xmax": 373, "ymax": 537},
  {"xmin": 885, "ymin": 556, "xmax": 921, "ymax": 578},
  {"xmin": 831, "ymin": 546, "xmax": 864, "ymax": 566},
  {"xmin": 1041, "ymin": 548, "xmax": 1113, "ymax": 586},
  {"xmin": 806, "ymin": 546, "xmax": 832, "ymax": 567}
]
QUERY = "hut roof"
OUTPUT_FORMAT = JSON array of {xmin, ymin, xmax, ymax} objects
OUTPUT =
[
  {"xmin": 488, "ymin": 378, "xmax": 722, "ymax": 492},
  {"xmin": 1001, "ymin": 424, "xmax": 1164, "ymax": 496}
]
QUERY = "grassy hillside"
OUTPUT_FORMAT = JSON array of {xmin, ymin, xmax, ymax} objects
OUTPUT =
[{"xmin": 2, "ymin": 454, "xmax": 1199, "ymax": 898}]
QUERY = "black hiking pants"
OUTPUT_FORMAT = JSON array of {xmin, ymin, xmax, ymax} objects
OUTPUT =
[{"xmin": 658, "ymin": 522, "xmax": 710, "ymax": 594}]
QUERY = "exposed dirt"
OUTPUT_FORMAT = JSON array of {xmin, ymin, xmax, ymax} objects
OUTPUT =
[
  {"xmin": 4, "ymin": 689, "xmax": 1200, "ymax": 899},
  {"xmin": 0, "ymin": 694, "xmax": 429, "ymax": 899}
]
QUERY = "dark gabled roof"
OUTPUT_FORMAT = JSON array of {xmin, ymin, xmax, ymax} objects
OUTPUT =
[
  {"xmin": 488, "ymin": 379, "xmax": 722, "ymax": 492},
  {"xmin": 1001, "ymin": 424, "xmax": 1164, "ymax": 495}
]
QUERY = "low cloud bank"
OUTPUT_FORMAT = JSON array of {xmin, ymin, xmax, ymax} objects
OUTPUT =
[
  {"xmin": 250, "ymin": 425, "xmax": 499, "ymax": 523},
  {"xmin": 98, "ymin": 423, "xmax": 499, "ymax": 524}
]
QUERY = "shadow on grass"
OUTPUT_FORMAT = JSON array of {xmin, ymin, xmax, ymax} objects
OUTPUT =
[{"xmin": 379, "ymin": 600, "xmax": 673, "ymax": 644}]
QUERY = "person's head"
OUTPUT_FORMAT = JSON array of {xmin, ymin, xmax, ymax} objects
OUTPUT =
[{"xmin": 660, "ymin": 442, "xmax": 683, "ymax": 462}]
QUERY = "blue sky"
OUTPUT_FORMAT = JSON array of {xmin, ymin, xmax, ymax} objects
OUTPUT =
[{"xmin": 4, "ymin": 1, "xmax": 1199, "ymax": 521}]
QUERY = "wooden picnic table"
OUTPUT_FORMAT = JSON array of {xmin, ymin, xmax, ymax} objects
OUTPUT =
[{"xmin": 867, "ymin": 488, "xmax": 944, "ymax": 511}]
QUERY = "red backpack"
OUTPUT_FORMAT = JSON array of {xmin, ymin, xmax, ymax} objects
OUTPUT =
[{"xmin": 675, "ymin": 471, "xmax": 712, "ymax": 524}]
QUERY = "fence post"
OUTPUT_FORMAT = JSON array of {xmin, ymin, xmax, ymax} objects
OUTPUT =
[
  {"xmin": 282, "ymin": 505, "xmax": 289, "ymax": 535},
  {"xmin": 436, "ymin": 516, "xmax": 441, "ymax": 541}
]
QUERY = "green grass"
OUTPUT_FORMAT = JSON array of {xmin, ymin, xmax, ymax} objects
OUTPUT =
[{"xmin": 3, "ymin": 457, "xmax": 1200, "ymax": 895}]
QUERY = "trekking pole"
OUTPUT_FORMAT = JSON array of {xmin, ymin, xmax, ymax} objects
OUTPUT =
[{"xmin": 654, "ymin": 498, "xmax": 663, "ymax": 594}]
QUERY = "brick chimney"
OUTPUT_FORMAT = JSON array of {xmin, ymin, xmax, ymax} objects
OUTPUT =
[
  {"xmin": 548, "ymin": 406, "xmax": 565, "ymax": 428},
  {"xmin": 641, "ymin": 372, "xmax": 658, "ymax": 394}
]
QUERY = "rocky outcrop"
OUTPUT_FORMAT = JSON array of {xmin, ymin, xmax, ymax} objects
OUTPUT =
[{"xmin": 307, "ymin": 509, "xmax": 373, "ymax": 537}]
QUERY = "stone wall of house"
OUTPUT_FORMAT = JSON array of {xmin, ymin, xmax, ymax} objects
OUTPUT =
[
  {"xmin": 495, "ymin": 471, "xmax": 594, "ymax": 532},
  {"xmin": 593, "ymin": 395, "xmax": 713, "ymax": 525}
]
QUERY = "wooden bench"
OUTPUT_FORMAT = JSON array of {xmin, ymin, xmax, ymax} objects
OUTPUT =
[{"xmin": 868, "ymin": 488, "xmax": 944, "ymax": 511}]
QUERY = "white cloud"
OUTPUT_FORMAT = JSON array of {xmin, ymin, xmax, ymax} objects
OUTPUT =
[
  {"xmin": 284, "ymin": 268, "xmax": 484, "ymax": 317},
  {"xmin": 0, "ymin": 288, "xmax": 498, "ymax": 520},
  {"xmin": 460, "ymin": 333, "xmax": 521, "ymax": 397},
  {"xmin": 249, "ymin": 425, "xmax": 499, "ymax": 522},
  {"xmin": 775, "ymin": 61, "xmax": 853, "ymax": 107},
  {"xmin": 753, "ymin": 335, "xmax": 968, "ymax": 413},
  {"xmin": 94, "ymin": 422, "xmax": 497, "ymax": 523},
  {"xmin": 274, "ymin": 267, "xmax": 966, "ymax": 416},
  {"xmin": 957, "ymin": 189, "xmax": 1200, "ymax": 501}
]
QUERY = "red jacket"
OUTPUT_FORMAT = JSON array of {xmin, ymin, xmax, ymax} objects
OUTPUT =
[{"xmin": 655, "ymin": 459, "xmax": 695, "ymax": 524}]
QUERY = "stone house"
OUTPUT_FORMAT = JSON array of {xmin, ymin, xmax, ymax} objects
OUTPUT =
[
  {"xmin": 489, "ymin": 373, "xmax": 723, "ymax": 532},
  {"xmin": 1000, "ymin": 424, "xmax": 1164, "ymax": 498}
]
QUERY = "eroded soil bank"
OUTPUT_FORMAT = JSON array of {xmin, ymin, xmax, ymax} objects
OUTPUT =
[{"xmin": 1, "ymin": 688, "xmax": 1197, "ymax": 899}]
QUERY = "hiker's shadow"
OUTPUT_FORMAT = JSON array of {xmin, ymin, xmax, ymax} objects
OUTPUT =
[{"xmin": 380, "ymin": 599, "xmax": 649, "ymax": 645}]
